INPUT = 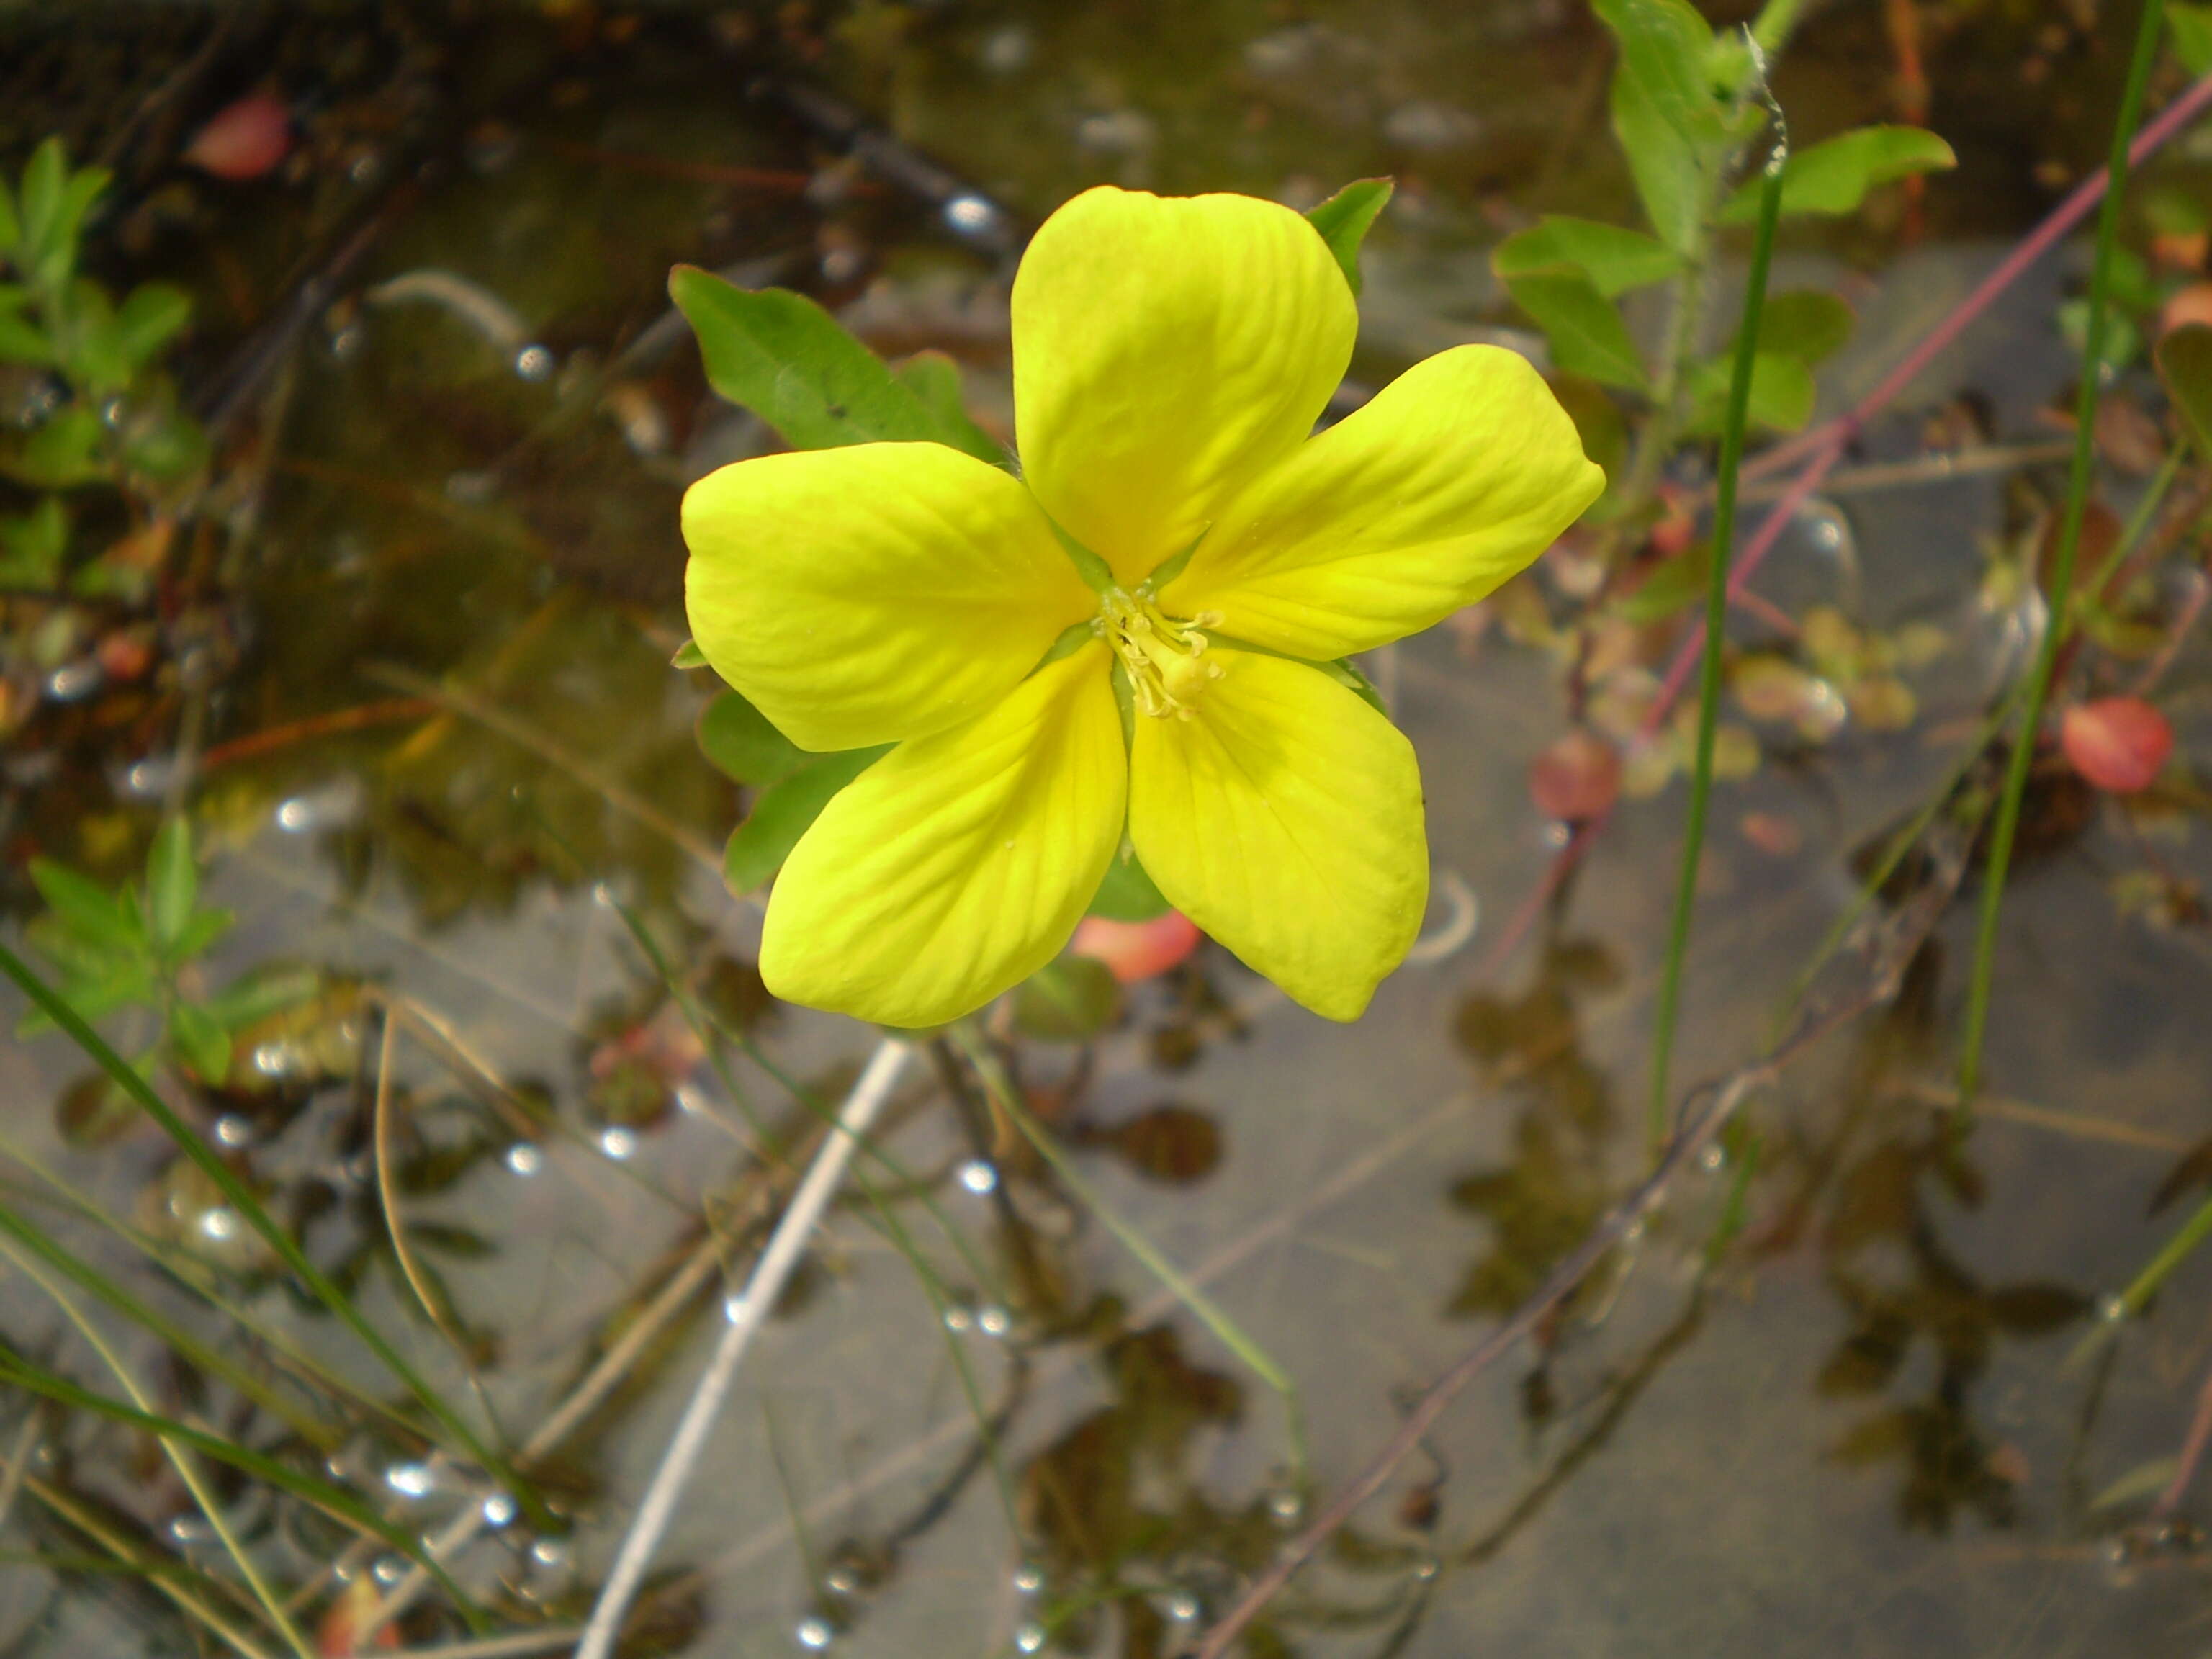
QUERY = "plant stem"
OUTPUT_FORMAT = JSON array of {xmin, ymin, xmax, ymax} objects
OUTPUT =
[
  {"xmin": 1956, "ymin": 0, "xmax": 2168, "ymax": 1108},
  {"xmin": 1647, "ymin": 127, "xmax": 1786, "ymax": 1153},
  {"xmin": 572, "ymin": 1038, "xmax": 910, "ymax": 1659}
]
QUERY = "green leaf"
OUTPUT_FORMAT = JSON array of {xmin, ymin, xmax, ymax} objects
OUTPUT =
[
  {"xmin": 1493, "ymin": 216, "xmax": 1684, "ymax": 297},
  {"xmin": 1616, "ymin": 541, "xmax": 1712, "ymax": 623},
  {"xmin": 1593, "ymin": 0, "xmax": 1725, "ymax": 140},
  {"xmin": 60, "ymin": 279, "xmax": 130, "ymax": 393},
  {"xmin": 1753, "ymin": 289, "xmax": 1853, "ymax": 364},
  {"xmin": 120, "ymin": 404, "xmax": 208, "ymax": 482},
  {"xmin": 0, "ymin": 176, "xmax": 17, "ymax": 253},
  {"xmin": 697, "ymin": 689, "xmax": 806, "ymax": 786},
  {"xmin": 670, "ymin": 265, "xmax": 961, "ymax": 452},
  {"xmin": 1316, "ymin": 656, "xmax": 1390, "ymax": 716},
  {"xmin": 1012, "ymin": 955, "xmax": 1121, "ymax": 1041},
  {"xmin": 166, "ymin": 906, "xmax": 236, "ymax": 965},
  {"xmin": 2059, "ymin": 297, "xmax": 2141, "ymax": 374},
  {"xmin": 670, "ymin": 637, "xmax": 708, "ymax": 670},
  {"xmin": 17, "ymin": 139, "xmax": 66, "ymax": 265},
  {"xmin": 1687, "ymin": 351, "xmax": 1816, "ymax": 432},
  {"xmin": 168, "ymin": 1000, "xmax": 230, "ymax": 1081},
  {"xmin": 1304, "ymin": 178, "xmax": 1393, "ymax": 297},
  {"xmin": 721, "ymin": 745, "xmax": 890, "ymax": 894},
  {"xmin": 1610, "ymin": 65, "xmax": 1711, "ymax": 253},
  {"xmin": 1721, "ymin": 126, "xmax": 1956, "ymax": 222},
  {"xmin": 1504, "ymin": 271, "xmax": 1649, "ymax": 391},
  {"xmin": 0, "ymin": 306, "xmax": 53, "ymax": 364},
  {"xmin": 2157, "ymin": 323, "xmax": 2212, "ymax": 461},
  {"xmin": 145, "ymin": 819, "xmax": 197, "ymax": 953},
  {"xmin": 2170, "ymin": 2, "xmax": 2212, "ymax": 73},
  {"xmin": 27, "ymin": 858, "xmax": 138, "ymax": 953},
  {"xmin": 892, "ymin": 349, "xmax": 1004, "ymax": 464},
  {"xmin": 9, "ymin": 404, "xmax": 106, "ymax": 487},
  {"xmin": 1088, "ymin": 849, "xmax": 1171, "ymax": 921},
  {"xmin": 0, "ymin": 495, "xmax": 67, "ymax": 588},
  {"xmin": 202, "ymin": 965, "xmax": 320, "ymax": 1030},
  {"xmin": 115, "ymin": 282, "xmax": 191, "ymax": 369}
]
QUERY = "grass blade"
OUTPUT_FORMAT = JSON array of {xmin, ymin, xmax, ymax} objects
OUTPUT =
[
  {"xmin": 1956, "ymin": 0, "xmax": 2169, "ymax": 1105},
  {"xmin": 1648, "ymin": 93, "xmax": 1786, "ymax": 1150}
]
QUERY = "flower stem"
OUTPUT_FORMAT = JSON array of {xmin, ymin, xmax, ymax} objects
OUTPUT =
[
  {"xmin": 1647, "ymin": 113, "xmax": 1787, "ymax": 1154},
  {"xmin": 1955, "ymin": 0, "xmax": 2167, "ymax": 1111}
]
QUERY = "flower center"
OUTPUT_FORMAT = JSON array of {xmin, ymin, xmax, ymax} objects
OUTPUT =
[{"xmin": 1097, "ymin": 588, "xmax": 1223, "ymax": 720}]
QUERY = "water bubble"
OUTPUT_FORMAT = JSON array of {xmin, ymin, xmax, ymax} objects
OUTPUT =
[
  {"xmin": 1012, "ymin": 1564, "xmax": 1045, "ymax": 1595},
  {"xmin": 1620, "ymin": 1218, "xmax": 1647, "ymax": 1247},
  {"xmin": 1413, "ymin": 1557, "xmax": 1439, "ymax": 1580},
  {"xmin": 943, "ymin": 1306, "xmax": 974, "ymax": 1334},
  {"xmin": 514, "ymin": 344, "xmax": 555, "ymax": 382},
  {"xmin": 1267, "ymin": 1488, "xmax": 1304, "ymax": 1525},
  {"xmin": 99, "ymin": 397, "xmax": 126, "ymax": 428},
  {"xmin": 944, "ymin": 194, "xmax": 999, "ymax": 235},
  {"xmin": 385, "ymin": 1462, "xmax": 436, "ymax": 1498},
  {"xmin": 1014, "ymin": 1624, "xmax": 1047, "ymax": 1654},
  {"xmin": 1163, "ymin": 1591, "xmax": 1200, "ymax": 1622},
  {"xmin": 1698, "ymin": 1143, "xmax": 1725, "ymax": 1174},
  {"xmin": 823, "ymin": 1565, "xmax": 859, "ymax": 1596},
  {"xmin": 215, "ymin": 1115, "xmax": 254, "ymax": 1148},
  {"xmin": 599, "ymin": 1126, "xmax": 638, "ymax": 1161},
  {"xmin": 123, "ymin": 757, "xmax": 182, "ymax": 799},
  {"xmin": 253, "ymin": 1040, "xmax": 305, "ymax": 1079},
  {"xmin": 372, "ymin": 1554, "xmax": 408, "ymax": 1586},
  {"xmin": 328, "ymin": 323, "xmax": 366, "ymax": 360},
  {"xmin": 349, "ymin": 150, "xmax": 384, "ymax": 187},
  {"xmin": 198, "ymin": 1208, "xmax": 240, "ymax": 1242},
  {"xmin": 274, "ymin": 777, "xmax": 363, "ymax": 834},
  {"xmin": 1541, "ymin": 820, "xmax": 1572, "ymax": 849},
  {"xmin": 957, "ymin": 1159, "xmax": 999, "ymax": 1195},
  {"xmin": 675, "ymin": 1084, "xmax": 709, "ymax": 1116},
  {"xmin": 724, "ymin": 1293, "xmax": 754, "ymax": 1326},
  {"xmin": 592, "ymin": 882, "xmax": 616, "ymax": 909},
  {"xmin": 482, "ymin": 1493, "xmax": 518, "ymax": 1528},
  {"xmin": 504, "ymin": 1143, "xmax": 544, "ymax": 1177},
  {"xmin": 2098, "ymin": 1294, "xmax": 2128, "ymax": 1325},
  {"xmin": 980, "ymin": 25, "xmax": 1032, "ymax": 72},
  {"xmin": 169, "ymin": 1515, "xmax": 212, "ymax": 1545},
  {"xmin": 530, "ymin": 1538, "xmax": 568, "ymax": 1570},
  {"xmin": 45, "ymin": 662, "xmax": 102, "ymax": 702},
  {"xmin": 977, "ymin": 1306, "xmax": 1012, "ymax": 1338},
  {"xmin": 795, "ymin": 1617, "xmax": 834, "ymax": 1650}
]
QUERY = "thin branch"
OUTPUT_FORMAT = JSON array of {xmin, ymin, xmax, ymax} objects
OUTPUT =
[{"xmin": 572, "ymin": 1039, "xmax": 912, "ymax": 1659}]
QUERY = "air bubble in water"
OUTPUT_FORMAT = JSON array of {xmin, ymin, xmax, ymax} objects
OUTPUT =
[
  {"xmin": 1014, "ymin": 1624, "xmax": 1047, "ymax": 1654},
  {"xmin": 943, "ymin": 1306, "xmax": 974, "ymax": 1334},
  {"xmin": 1012, "ymin": 1563, "xmax": 1045, "ymax": 1595},
  {"xmin": 482, "ymin": 1493, "xmax": 517, "ymax": 1528},
  {"xmin": 794, "ymin": 1617, "xmax": 833, "ymax": 1650},
  {"xmin": 957, "ymin": 1159, "xmax": 999, "ymax": 1195},
  {"xmin": 505, "ymin": 1143, "xmax": 544, "ymax": 1177},
  {"xmin": 599, "ymin": 1126, "xmax": 637, "ymax": 1161},
  {"xmin": 385, "ymin": 1462, "xmax": 436, "ymax": 1498},
  {"xmin": 514, "ymin": 344, "xmax": 555, "ymax": 382}
]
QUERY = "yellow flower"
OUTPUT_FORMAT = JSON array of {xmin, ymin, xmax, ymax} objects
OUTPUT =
[{"xmin": 682, "ymin": 186, "xmax": 1602, "ymax": 1028}]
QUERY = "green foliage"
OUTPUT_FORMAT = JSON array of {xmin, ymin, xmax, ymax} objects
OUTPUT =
[
  {"xmin": 670, "ymin": 265, "xmax": 1002, "ymax": 462},
  {"xmin": 1012, "ymin": 954, "xmax": 1120, "ymax": 1040},
  {"xmin": 697, "ymin": 689, "xmax": 806, "ymax": 787},
  {"xmin": 2157, "ymin": 323, "xmax": 2212, "ymax": 459},
  {"xmin": 1304, "ymin": 177, "xmax": 1393, "ymax": 296},
  {"xmin": 1719, "ymin": 126, "xmax": 1955, "ymax": 223},
  {"xmin": 1088, "ymin": 849, "xmax": 1172, "ymax": 921},
  {"xmin": 2169, "ymin": 1, "xmax": 2212, "ymax": 73},
  {"xmin": 1495, "ymin": 217, "xmax": 1683, "ymax": 297},
  {"xmin": 1503, "ymin": 270, "xmax": 1650, "ymax": 390},
  {"xmin": 17, "ymin": 819, "xmax": 313, "ymax": 1084},
  {"xmin": 721, "ymin": 745, "xmax": 889, "ymax": 895}
]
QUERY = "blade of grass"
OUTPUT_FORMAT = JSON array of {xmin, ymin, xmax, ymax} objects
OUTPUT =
[
  {"xmin": 0, "ymin": 937, "xmax": 546, "ymax": 1529},
  {"xmin": 2067, "ymin": 1185, "xmax": 2212, "ymax": 1370},
  {"xmin": 0, "ymin": 1238, "xmax": 316, "ymax": 1659},
  {"xmin": 0, "ymin": 1200, "xmax": 341, "ymax": 1450},
  {"xmin": 1956, "ymin": 0, "xmax": 2168, "ymax": 1107},
  {"xmin": 948, "ymin": 1023, "xmax": 1308, "ymax": 1480},
  {"xmin": 1649, "ymin": 86, "xmax": 1786, "ymax": 1152}
]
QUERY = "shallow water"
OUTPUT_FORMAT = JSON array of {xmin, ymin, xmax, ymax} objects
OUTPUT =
[{"xmin": 2, "ymin": 4, "xmax": 2210, "ymax": 1657}]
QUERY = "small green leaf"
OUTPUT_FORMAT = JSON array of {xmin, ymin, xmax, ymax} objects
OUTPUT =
[
  {"xmin": 9, "ymin": 404, "xmax": 106, "ymax": 487},
  {"xmin": 1615, "ymin": 541, "xmax": 1711, "ymax": 623},
  {"xmin": 698, "ymin": 689, "xmax": 806, "ymax": 787},
  {"xmin": 202, "ymin": 966, "xmax": 321, "ymax": 1031},
  {"xmin": 168, "ymin": 1001, "xmax": 231, "ymax": 1082},
  {"xmin": 2157, "ymin": 323, "xmax": 2212, "ymax": 461},
  {"xmin": 121, "ymin": 404, "xmax": 208, "ymax": 482},
  {"xmin": 115, "ymin": 282, "xmax": 191, "ymax": 368},
  {"xmin": 670, "ymin": 266, "xmax": 958, "ymax": 452},
  {"xmin": 0, "ymin": 495, "xmax": 67, "ymax": 588},
  {"xmin": 2059, "ymin": 297, "xmax": 2141, "ymax": 374},
  {"xmin": 1753, "ymin": 290, "xmax": 1854, "ymax": 364},
  {"xmin": 17, "ymin": 139, "xmax": 66, "ymax": 262},
  {"xmin": 1493, "ymin": 217, "xmax": 1684, "ymax": 297},
  {"xmin": 0, "ymin": 306, "xmax": 53, "ymax": 365},
  {"xmin": 1304, "ymin": 178, "xmax": 1393, "ymax": 297},
  {"xmin": 1721, "ymin": 126, "xmax": 1956, "ymax": 222},
  {"xmin": 1505, "ymin": 271, "xmax": 1649, "ymax": 392},
  {"xmin": 145, "ymin": 819, "xmax": 197, "ymax": 953},
  {"xmin": 1012, "ymin": 955, "xmax": 1121, "ymax": 1041},
  {"xmin": 721, "ymin": 745, "xmax": 890, "ymax": 894},
  {"xmin": 893, "ymin": 349, "xmax": 1004, "ymax": 464},
  {"xmin": 1610, "ymin": 67, "xmax": 1711, "ymax": 253},
  {"xmin": 1592, "ymin": 0, "xmax": 1726, "ymax": 143},
  {"xmin": 670, "ymin": 638, "xmax": 709, "ymax": 670},
  {"xmin": 2170, "ymin": 1, "xmax": 2212, "ymax": 73},
  {"xmin": 1687, "ymin": 351, "xmax": 1816, "ymax": 432},
  {"xmin": 1088, "ymin": 848, "xmax": 1171, "ymax": 921},
  {"xmin": 1316, "ymin": 656, "xmax": 1389, "ymax": 716},
  {"xmin": 27, "ymin": 858, "xmax": 137, "ymax": 953},
  {"xmin": 166, "ymin": 907, "xmax": 237, "ymax": 965},
  {"xmin": 62, "ymin": 279, "xmax": 131, "ymax": 394}
]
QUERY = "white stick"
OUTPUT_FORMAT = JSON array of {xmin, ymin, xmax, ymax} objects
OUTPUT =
[{"xmin": 573, "ymin": 1038, "xmax": 911, "ymax": 1659}]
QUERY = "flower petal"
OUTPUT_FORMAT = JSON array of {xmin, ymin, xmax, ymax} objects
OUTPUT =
[
  {"xmin": 683, "ymin": 442, "xmax": 1093, "ymax": 753},
  {"xmin": 1161, "ymin": 345, "xmax": 1604, "ymax": 658},
  {"xmin": 760, "ymin": 646, "xmax": 1126, "ymax": 1028},
  {"xmin": 1013, "ymin": 186, "xmax": 1357, "ymax": 588},
  {"xmin": 1128, "ymin": 652, "xmax": 1426, "ymax": 1021}
]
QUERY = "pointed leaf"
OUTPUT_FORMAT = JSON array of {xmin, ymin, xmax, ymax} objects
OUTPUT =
[
  {"xmin": 145, "ymin": 819, "xmax": 197, "ymax": 952},
  {"xmin": 27, "ymin": 858, "xmax": 137, "ymax": 952},
  {"xmin": 2169, "ymin": 3, "xmax": 2212, "ymax": 73},
  {"xmin": 1753, "ymin": 289, "xmax": 1854, "ymax": 364},
  {"xmin": 1088, "ymin": 848, "xmax": 1172, "ymax": 921},
  {"xmin": 893, "ymin": 349, "xmax": 1004, "ymax": 464},
  {"xmin": 1505, "ymin": 271, "xmax": 1649, "ymax": 391},
  {"xmin": 1493, "ymin": 216, "xmax": 1684, "ymax": 297},
  {"xmin": 115, "ymin": 282, "xmax": 191, "ymax": 368},
  {"xmin": 1721, "ymin": 126, "xmax": 1956, "ymax": 222},
  {"xmin": 698, "ymin": 688, "xmax": 807, "ymax": 787},
  {"xmin": 671, "ymin": 265, "xmax": 963, "ymax": 452},
  {"xmin": 1304, "ymin": 178, "xmax": 1393, "ymax": 296},
  {"xmin": 168, "ymin": 1000, "xmax": 230, "ymax": 1081},
  {"xmin": 722, "ymin": 745, "xmax": 890, "ymax": 895}
]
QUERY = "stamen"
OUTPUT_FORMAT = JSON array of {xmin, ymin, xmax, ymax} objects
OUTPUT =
[{"xmin": 1100, "ymin": 588, "xmax": 1222, "ymax": 719}]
